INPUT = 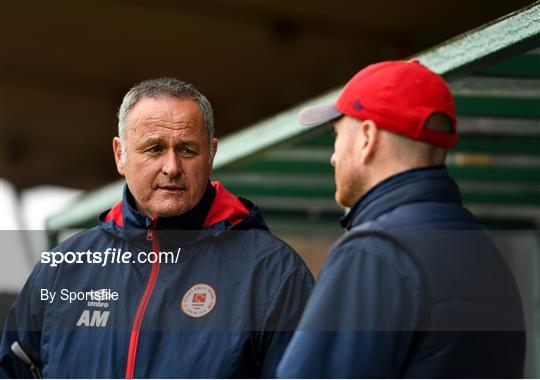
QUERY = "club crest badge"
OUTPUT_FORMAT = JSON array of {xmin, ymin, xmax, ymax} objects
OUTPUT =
[{"xmin": 181, "ymin": 283, "xmax": 217, "ymax": 318}]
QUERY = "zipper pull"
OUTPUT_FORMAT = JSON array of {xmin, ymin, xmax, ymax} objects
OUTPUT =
[{"xmin": 147, "ymin": 216, "xmax": 158, "ymax": 241}]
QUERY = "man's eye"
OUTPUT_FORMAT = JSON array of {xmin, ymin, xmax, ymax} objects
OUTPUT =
[
  {"xmin": 147, "ymin": 146, "xmax": 162, "ymax": 154},
  {"xmin": 181, "ymin": 148, "xmax": 196, "ymax": 156}
]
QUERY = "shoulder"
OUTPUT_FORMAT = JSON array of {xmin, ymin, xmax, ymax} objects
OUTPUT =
[
  {"xmin": 378, "ymin": 201, "xmax": 479, "ymax": 229},
  {"xmin": 329, "ymin": 230, "xmax": 407, "ymax": 266},
  {"xmin": 50, "ymin": 226, "xmax": 113, "ymax": 253},
  {"xmin": 324, "ymin": 230, "xmax": 423, "ymax": 294},
  {"xmin": 222, "ymin": 228, "xmax": 307, "ymax": 267},
  {"xmin": 216, "ymin": 228, "xmax": 314, "ymax": 292}
]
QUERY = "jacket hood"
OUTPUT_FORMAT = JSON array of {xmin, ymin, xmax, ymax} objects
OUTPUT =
[{"xmin": 98, "ymin": 181, "xmax": 268, "ymax": 242}]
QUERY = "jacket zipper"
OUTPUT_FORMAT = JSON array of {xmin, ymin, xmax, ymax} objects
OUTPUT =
[{"xmin": 125, "ymin": 217, "xmax": 160, "ymax": 379}]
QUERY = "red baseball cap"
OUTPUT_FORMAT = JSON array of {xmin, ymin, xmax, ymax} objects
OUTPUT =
[{"xmin": 299, "ymin": 60, "xmax": 458, "ymax": 148}]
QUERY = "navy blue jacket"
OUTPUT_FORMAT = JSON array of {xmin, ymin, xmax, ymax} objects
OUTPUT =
[
  {"xmin": 1, "ymin": 181, "xmax": 314, "ymax": 378},
  {"xmin": 277, "ymin": 166, "xmax": 525, "ymax": 378}
]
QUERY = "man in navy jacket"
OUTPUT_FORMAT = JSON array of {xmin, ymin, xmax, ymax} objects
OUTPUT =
[
  {"xmin": 277, "ymin": 60, "xmax": 525, "ymax": 378},
  {"xmin": 0, "ymin": 78, "xmax": 314, "ymax": 378}
]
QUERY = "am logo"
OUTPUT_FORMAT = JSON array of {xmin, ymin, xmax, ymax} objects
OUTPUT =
[{"xmin": 76, "ymin": 310, "xmax": 110, "ymax": 327}]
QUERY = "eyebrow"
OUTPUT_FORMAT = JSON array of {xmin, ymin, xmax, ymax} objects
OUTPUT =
[{"xmin": 139, "ymin": 137, "xmax": 202, "ymax": 149}]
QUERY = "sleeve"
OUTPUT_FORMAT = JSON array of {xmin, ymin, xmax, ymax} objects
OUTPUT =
[
  {"xmin": 276, "ymin": 238, "xmax": 423, "ymax": 378},
  {"xmin": 257, "ymin": 262, "xmax": 315, "ymax": 378},
  {"xmin": 0, "ymin": 265, "xmax": 46, "ymax": 378}
]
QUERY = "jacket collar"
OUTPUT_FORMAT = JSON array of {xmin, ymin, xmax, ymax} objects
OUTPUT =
[
  {"xmin": 100, "ymin": 181, "xmax": 257, "ymax": 241},
  {"xmin": 340, "ymin": 166, "xmax": 462, "ymax": 230},
  {"xmin": 120, "ymin": 181, "xmax": 216, "ymax": 232}
]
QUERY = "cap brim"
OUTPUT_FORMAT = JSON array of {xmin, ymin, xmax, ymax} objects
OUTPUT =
[{"xmin": 298, "ymin": 104, "xmax": 342, "ymax": 127}]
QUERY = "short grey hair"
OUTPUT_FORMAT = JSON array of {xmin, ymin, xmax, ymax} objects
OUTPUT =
[{"xmin": 117, "ymin": 78, "xmax": 214, "ymax": 148}]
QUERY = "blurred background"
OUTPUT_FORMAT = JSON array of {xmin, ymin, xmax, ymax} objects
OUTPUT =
[
  {"xmin": 0, "ymin": 0, "xmax": 534, "ymax": 189},
  {"xmin": 1, "ymin": 0, "xmax": 539, "ymax": 376}
]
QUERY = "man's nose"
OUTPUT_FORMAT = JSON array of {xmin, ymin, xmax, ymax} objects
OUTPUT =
[
  {"xmin": 330, "ymin": 152, "xmax": 336, "ymax": 167},
  {"xmin": 162, "ymin": 150, "xmax": 182, "ymax": 177}
]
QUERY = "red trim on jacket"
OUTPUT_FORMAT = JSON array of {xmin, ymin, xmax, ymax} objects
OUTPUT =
[
  {"xmin": 124, "ymin": 217, "xmax": 160, "ymax": 379},
  {"xmin": 102, "ymin": 182, "xmax": 249, "ymax": 228},
  {"xmin": 103, "ymin": 200, "xmax": 124, "ymax": 227},
  {"xmin": 204, "ymin": 181, "xmax": 250, "ymax": 227}
]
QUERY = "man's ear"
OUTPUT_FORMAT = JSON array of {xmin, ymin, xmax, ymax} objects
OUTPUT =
[
  {"xmin": 209, "ymin": 138, "xmax": 218, "ymax": 165},
  {"xmin": 112, "ymin": 137, "xmax": 125, "ymax": 176},
  {"xmin": 358, "ymin": 119, "xmax": 379, "ymax": 163}
]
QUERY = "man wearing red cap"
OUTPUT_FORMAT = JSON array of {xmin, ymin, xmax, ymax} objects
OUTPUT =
[{"xmin": 277, "ymin": 60, "xmax": 525, "ymax": 378}]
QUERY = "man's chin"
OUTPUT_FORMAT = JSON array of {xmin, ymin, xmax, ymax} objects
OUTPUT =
[
  {"xmin": 335, "ymin": 192, "xmax": 344, "ymax": 207},
  {"xmin": 335, "ymin": 192, "xmax": 353, "ymax": 209},
  {"xmin": 148, "ymin": 200, "xmax": 192, "ymax": 218},
  {"xmin": 150, "ymin": 209, "xmax": 188, "ymax": 218}
]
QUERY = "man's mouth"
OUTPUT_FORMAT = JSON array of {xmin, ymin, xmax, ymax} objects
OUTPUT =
[{"xmin": 157, "ymin": 184, "xmax": 186, "ymax": 192}]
